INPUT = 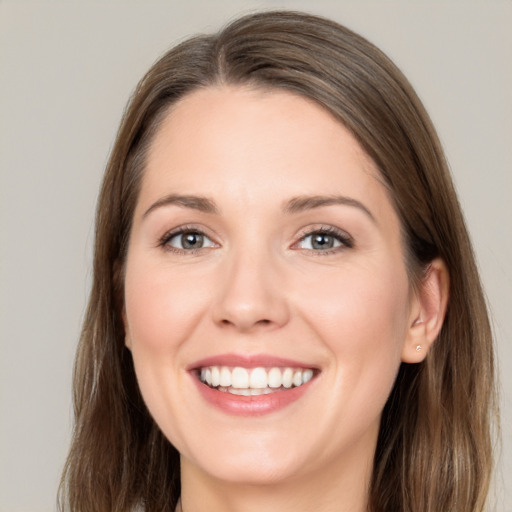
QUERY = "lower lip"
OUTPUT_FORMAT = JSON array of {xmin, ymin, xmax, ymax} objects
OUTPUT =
[{"xmin": 192, "ymin": 375, "xmax": 315, "ymax": 416}]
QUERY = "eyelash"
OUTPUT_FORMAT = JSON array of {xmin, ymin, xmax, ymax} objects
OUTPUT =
[
  {"xmin": 158, "ymin": 225, "xmax": 354, "ymax": 255},
  {"xmin": 294, "ymin": 226, "xmax": 354, "ymax": 254},
  {"xmin": 158, "ymin": 225, "xmax": 216, "ymax": 254}
]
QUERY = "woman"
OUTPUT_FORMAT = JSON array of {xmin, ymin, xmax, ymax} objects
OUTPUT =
[{"xmin": 59, "ymin": 11, "xmax": 497, "ymax": 512}]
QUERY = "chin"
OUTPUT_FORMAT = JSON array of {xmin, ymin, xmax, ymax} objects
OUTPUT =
[
  {"xmin": 179, "ymin": 430, "xmax": 314, "ymax": 486},
  {"xmin": 189, "ymin": 454, "xmax": 306, "ymax": 486}
]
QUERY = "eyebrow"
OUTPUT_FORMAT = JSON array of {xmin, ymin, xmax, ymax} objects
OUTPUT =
[
  {"xmin": 143, "ymin": 194, "xmax": 219, "ymax": 218},
  {"xmin": 142, "ymin": 193, "xmax": 375, "ymax": 223},
  {"xmin": 284, "ymin": 195, "xmax": 376, "ymax": 223}
]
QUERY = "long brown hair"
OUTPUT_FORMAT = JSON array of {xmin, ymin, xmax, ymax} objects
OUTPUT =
[{"xmin": 59, "ymin": 11, "xmax": 497, "ymax": 512}]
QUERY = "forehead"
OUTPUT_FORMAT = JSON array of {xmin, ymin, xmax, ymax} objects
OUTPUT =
[
  {"xmin": 139, "ymin": 86, "xmax": 394, "ymax": 221},
  {"xmin": 150, "ymin": 86, "xmax": 375, "ymax": 168}
]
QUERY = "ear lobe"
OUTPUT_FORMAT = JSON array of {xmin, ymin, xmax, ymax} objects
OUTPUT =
[{"xmin": 402, "ymin": 258, "xmax": 449, "ymax": 363}]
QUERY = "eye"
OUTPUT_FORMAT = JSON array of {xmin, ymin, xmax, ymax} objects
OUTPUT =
[
  {"xmin": 163, "ymin": 229, "xmax": 216, "ymax": 251},
  {"xmin": 296, "ymin": 228, "xmax": 353, "ymax": 252}
]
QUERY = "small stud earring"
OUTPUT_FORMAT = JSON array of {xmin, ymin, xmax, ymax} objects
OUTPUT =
[{"xmin": 415, "ymin": 345, "xmax": 422, "ymax": 352}]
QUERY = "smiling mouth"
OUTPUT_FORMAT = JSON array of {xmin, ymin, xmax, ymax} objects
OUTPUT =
[{"xmin": 198, "ymin": 366, "xmax": 315, "ymax": 396}]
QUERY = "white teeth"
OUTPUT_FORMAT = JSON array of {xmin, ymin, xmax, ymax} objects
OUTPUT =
[
  {"xmin": 230, "ymin": 388, "xmax": 251, "ymax": 396},
  {"xmin": 302, "ymin": 369, "xmax": 313, "ymax": 383},
  {"xmin": 249, "ymin": 367, "xmax": 268, "ymax": 388},
  {"xmin": 228, "ymin": 387, "xmax": 273, "ymax": 396},
  {"xmin": 219, "ymin": 367, "xmax": 231, "ymax": 387},
  {"xmin": 282, "ymin": 368, "xmax": 293, "ymax": 388},
  {"xmin": 199, "ymin": 365, "xmax": 315, "ymax": 392},
  {"xmin": 211, "ymin": 366, "xmax": 220, "ymax": 387},
  {"xmin": 231, "ymin": 367, "xmax": 249, "ymax": 388},
  {"xmin": 268, "ymin": 367, "xmax": 282, "ymax": 388}
]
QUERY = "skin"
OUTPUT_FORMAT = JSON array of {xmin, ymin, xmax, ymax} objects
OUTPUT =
[{"xmin": 123, "ymin": 86, "xmax": 448, "ymax": 512}]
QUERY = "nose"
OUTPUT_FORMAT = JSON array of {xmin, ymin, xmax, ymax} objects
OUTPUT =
[{"xmin": 211, "ymin": 249, "xmax": 290, "ymax": 333}]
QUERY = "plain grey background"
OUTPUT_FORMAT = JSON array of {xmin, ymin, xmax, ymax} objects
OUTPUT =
[{"xmin": 1, "ymin": 1, "xmax": 510, "ymax": 510}]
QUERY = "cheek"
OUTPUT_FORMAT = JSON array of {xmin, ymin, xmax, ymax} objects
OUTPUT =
[
  {"xmin": 302, "ymin": 260, "xmax": 410, "ymax": 342},
  {"xmin": 124, "ymin": 257, "xmax": 212, "ymax": 353},
  {"xmin": 123, "ymin": 256, "xmax": 209, "ymax": 437},
  {"xmin": 298, "ymin": 260, "xmax": 410, "ymax": 392}
]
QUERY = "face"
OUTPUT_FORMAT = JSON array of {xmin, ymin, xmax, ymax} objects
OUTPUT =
[{"xmin": 123, "ymin": 86, "xmax": 419, "ymax": 487}]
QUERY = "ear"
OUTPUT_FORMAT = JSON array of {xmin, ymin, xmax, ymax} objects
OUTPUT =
[{"xmin": 402, "ymin": 258, "xmax": 449, "ymax": 363}]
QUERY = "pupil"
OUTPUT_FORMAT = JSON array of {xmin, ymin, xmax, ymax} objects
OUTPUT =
[
  {"xmin": 182, "ymin": 232, "xmax": 203, "ymax": 249},
  {"xmin": 312, "ymin": 234, "xmax": 333, "ymax": 250}
]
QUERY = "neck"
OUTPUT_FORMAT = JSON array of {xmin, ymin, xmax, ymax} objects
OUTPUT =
[{"xmin": 179, "ymin": 447, "xmax": 373, "ymax": 512}]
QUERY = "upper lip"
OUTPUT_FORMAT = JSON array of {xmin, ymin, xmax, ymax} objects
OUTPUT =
[{"xmin": 187, "ymin": 353, "xmax": 319, "ymax": 371}]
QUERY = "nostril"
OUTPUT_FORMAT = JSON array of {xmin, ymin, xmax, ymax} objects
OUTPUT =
[{"xmin": 219, "ymin": 317, "xmax": 273, "ymax": 330}]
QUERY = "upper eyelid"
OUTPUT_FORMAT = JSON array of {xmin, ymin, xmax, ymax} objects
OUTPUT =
[
  {"xmin": 156, "ymin": 223, "xmax": 353, "ymax": 249},
  {"xmin": 291, "ymin": 226, "xmax": 354, "ymax": 254},
  {"xmin": 295, "ymin": 225, "xmax": 353, "ymax": 242},
  {"xmin": 158, "ymin": 224, "xmax": 217, "ymax": 246}
]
